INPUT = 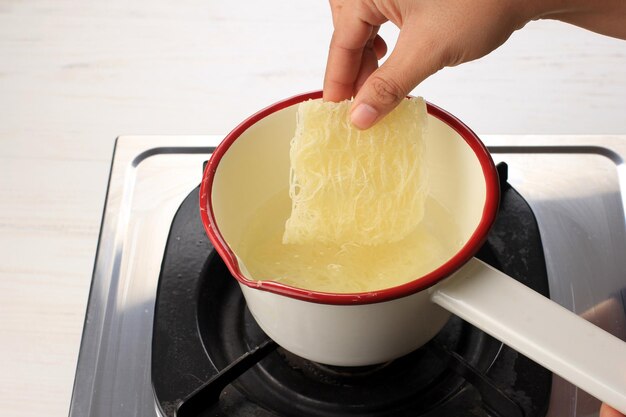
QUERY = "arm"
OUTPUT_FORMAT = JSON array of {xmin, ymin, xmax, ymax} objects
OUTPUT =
[{"xmin": 535, "ymin": 0, "xmax": 626, "ymax": 40}]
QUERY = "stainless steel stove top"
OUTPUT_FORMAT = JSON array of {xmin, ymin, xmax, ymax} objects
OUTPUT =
[{"xmin": 69, "ymin": 135, "xmax": 626, "ymax": 417}]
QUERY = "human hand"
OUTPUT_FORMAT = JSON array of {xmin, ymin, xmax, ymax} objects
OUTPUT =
[
  {"xmin": 601, "ymin": 403, "xmax": 626, "ymax": 417},
  {"xmin": 323, "ymin": 0, "xmax": 532, "ymax": 129},
  {"xmin": 323, "ymin": 0, "xmax": 626, "ymax": 129}
]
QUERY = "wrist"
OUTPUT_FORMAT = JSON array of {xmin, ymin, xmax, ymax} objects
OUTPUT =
[
  {"xmin": 517, "ymin": 0, "xmax": 626, "ymax": 39},
  {"xmin": 515, "ymin": 0, "xmax": 584, "ymax": 22}
]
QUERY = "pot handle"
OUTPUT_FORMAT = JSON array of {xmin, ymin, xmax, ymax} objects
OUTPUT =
[{"xmin": 431, "ymin": 257, "xmax": 626, "ymax": 414}]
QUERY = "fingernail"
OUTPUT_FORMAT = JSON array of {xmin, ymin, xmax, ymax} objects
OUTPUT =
[{"xmin": 350, "ymin": 103, "xmax": 378, "ymax": 129}]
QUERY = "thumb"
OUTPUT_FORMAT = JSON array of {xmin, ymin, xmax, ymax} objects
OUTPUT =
[{"xmin": 350, "ymin": 26, "xmax": 443, "ymax": 129}]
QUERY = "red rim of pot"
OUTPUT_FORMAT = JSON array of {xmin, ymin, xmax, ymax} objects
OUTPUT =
[{"xmin": 200, "ymin": 91, "xmax": 500, "ymax": 305}]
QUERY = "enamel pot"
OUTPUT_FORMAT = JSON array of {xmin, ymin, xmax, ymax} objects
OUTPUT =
[{"xmin": 200, "ymin": 91, "xmax": 626, "ymax": 413}]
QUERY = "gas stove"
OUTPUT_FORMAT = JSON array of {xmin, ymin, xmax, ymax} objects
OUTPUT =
[{"xmin": 69, "ymin": 135, "xmax": 626, "ymax": 417}]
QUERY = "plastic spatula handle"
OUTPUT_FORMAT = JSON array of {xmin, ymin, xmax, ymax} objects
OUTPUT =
[{"xmin": 431, "ymin": 257, "xmax": 626, "ymax": 414}]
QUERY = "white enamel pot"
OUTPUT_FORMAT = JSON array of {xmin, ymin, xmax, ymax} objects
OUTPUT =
[{"xmin": 200, "ymin": 91, "xmax": 626, "ymax": 413}]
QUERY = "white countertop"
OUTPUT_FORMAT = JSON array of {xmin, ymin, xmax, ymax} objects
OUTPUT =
[{"xmin": 1, "ymin": 1, "xmax": 625, "ymax": 416}]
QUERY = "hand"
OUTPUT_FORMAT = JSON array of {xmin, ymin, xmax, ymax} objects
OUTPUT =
[
  {"xmin": 323, "ymin": 0, "xmax": 626, "ymax": 129},
  {"xmin": 323, "ymin": 0, "xmax": 531, "ymax": 129},
  {"xmin": 601, "ymin": 403, "xmax": 626, "ymax": 417}
]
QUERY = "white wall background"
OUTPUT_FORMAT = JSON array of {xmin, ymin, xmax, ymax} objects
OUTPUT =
[{"xmin": 0, "ymin": 1, "xmax": 625, "ymax": 416}]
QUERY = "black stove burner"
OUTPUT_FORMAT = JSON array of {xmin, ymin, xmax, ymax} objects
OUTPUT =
[{"xmin": 152, "ymin": 163, "xmax": 552, "ymax": 417}]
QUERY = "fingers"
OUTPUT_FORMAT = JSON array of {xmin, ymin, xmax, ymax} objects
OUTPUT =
[
  {"xmin": 351, "ymin": 24, "xmax": 442, "ymax": 129},
  {"xmin": 353, "ymin": 44, "xmax": 380, "ymax": 95},
  {"xmin": 353, "ymin": 33, "xmax": 385, "ymax": 94},
  {"xmin": 373, "ymin": 34, "xmax": 388, "ymax": 60},
  {"xmin": 323, "ymin": 13, "xmax": 375, "ymax": 102},
  {"xmin": 600, "ymin": 403, "xmax": 625, "ymax": 417},
  {"xmin": 323, "ymin": 1, "xmax": 388, "ymax": 103}
]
